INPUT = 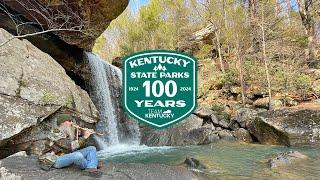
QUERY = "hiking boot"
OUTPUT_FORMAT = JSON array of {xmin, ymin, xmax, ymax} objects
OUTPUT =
[
  {"xmin": 97, "ymin": 161, "xmax": 104, "ymax": 169},
  {"xmin": 83, "ymin": 168, "xmax": 103, "ymax": 178},
  {"xmin": 38, "ymin": 153, "xmax": 57, "ymax": 171},
  {"xmin": 39, "ymin": 162, "xmax": 52, "ymax": 171}
]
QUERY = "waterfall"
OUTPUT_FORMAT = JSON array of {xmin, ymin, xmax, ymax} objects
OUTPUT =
[{"xmin": 85, "ymin": 52, "xmax": 140, "ymax": 148}]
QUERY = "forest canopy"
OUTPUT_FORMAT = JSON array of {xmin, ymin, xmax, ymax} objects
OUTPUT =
[{"xmin": 94, "ymin": 0, "xmax": 320, "ymax": 109}]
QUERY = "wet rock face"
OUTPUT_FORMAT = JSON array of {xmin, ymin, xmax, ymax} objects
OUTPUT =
[
  {"xmin": 1, "ymin": 0, "xmax": 129, "ymax": 50},
  {"xmin": 0, "ymin": 29, "xmax": 98, "ymax": 158},
  {"xmin": 141, "ymin": 103, "xmax": 320, "ymax": 146},
  {"xmin": 140, "ymin": 114, "xmax": 204, "ymax": 146},
  {"xmin": 140, "ymin": 105, "xmax": 253, "ymax": 146},
  {"xmin": 236, "ymin": 107, "xmax": 320, "ymax": 146},
  {"xmin": 184, "ymin": 157, "xmax": 207, "ymax": 170}
]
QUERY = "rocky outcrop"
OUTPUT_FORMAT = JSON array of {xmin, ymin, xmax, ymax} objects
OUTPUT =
[
  {"xmin": 140, "ymin": 114, "xmax": 204, "ymax": 146},
  {"xmin": 235, "ymin": 105, "xmax": 320, "ymax": 146},
  {"xmin": 178, "ymin": 24, "xmax": 216, "ymax": 54},
  {"xmin": 142, "ymin": 101, "xmax": 320, "ymax": 147},
  {"xmin": 0, "ymin": 0, "xmax": 129, "ymax": 91},
  {"xmin": 0, "ymin": 14, "xmax": 90, "ymax": 90},
  {"xmin": 0, "ymin": 29, "xmax": 98, "ymax": 158},
  {"xmin": 140, "ymin": 105, "xmax": 253, "ymax": 146},
  {"xmin": 1, "ymin": 0, "xmax": 129, "ymax": 50},
  {"xmin": 253, "ymin": 97, "xmax": 283, "ymax": 109},
  {"xmin": 0, "ymin": 156, "xmax": 197, "ymax": 180},
  {"xmin": 184, "ymin": 157, "xmax": 207, "ymax": 170}
]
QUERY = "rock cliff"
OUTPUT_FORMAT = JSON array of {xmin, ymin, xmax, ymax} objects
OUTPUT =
[
  {"xmin": 0, "ymin": 28, "xmax": 98, "ymax": 158},
  {"xmin": 0, "ymin": 0, "xmax": 129, "ymax": 50}
]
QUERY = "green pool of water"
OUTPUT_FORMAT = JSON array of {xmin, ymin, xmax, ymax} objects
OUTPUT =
[{"xmin": 99, "ymin": 142, "xmax": 320, "ymax": 179}]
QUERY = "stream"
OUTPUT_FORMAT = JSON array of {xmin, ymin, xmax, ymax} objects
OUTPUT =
[
  {"xmin": 98, "ymin": 142, "xmax": 320, "ymax": 179},
  {"xmin": 86, "ymin": 52, "xmax": 320, "ymax": 179}
]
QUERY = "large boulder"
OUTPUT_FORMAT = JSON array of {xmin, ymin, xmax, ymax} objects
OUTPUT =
[
  {"xmin": 235, "ymin": 106, "xmax": 320, "ymax": 146},
  {"xmin": 141, "ymin": 111, "xmax": 244, "ymax": 146},
  {"xmin": 140, "ymin": 115, "xmax": 205, "ymax": 146},
  {"xmin": 232, "ymin": 128, "xmax": 253, "ymax": 143},
  {"xmin": 177, "ymin": 24, "xmax": 217, "ymax": 54},
  {"xmin": 1, "ymin": 0, "xmax": 129, "ymax": 50},
  {"xmin": 0, "ymin": 29, "xmax": 98, "ymax": 158},
  {"xmin": 253, "ymin": 97, "xmax": 283, "ymax": 109},
  {"xmin": 194, "ymin": 105, "xmax": 214, "ymax": 119}
]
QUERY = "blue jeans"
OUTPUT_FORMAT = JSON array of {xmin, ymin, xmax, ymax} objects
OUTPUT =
[{"xmin": 53, "ymin": 146, "xmax": 98, "ymax": 169}]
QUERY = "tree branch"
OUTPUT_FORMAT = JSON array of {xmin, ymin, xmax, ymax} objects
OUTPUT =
[{"xmin": 0, "ymin": 28, "xmax": 81, "ymax": 47}]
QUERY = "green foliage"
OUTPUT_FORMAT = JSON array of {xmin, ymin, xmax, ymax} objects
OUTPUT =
[
  {"xmin": 95, "ymin": 0, "xmax": 315, "ymax": 105},
  {"xmin": 244, "ymin": 60, "xmax": 267, "ymax": 83},
  {"xmin": 98, "ymin": 0, "xmax": 197, "ymax": 58},
  {"xmin": 244, "ymin": 60, "xmax": 312, "ymax": 97},
  {"xmin": 220, "ymin": 69, "xmax": 239, "ymax": 86},
  {"xmin": 211, "ymin": 103, "xmax": 225, "ymax": 112},
  {"xmin": 292, "ymin": 74, "xmax": 312, "ymax": 95},
  {"xmin": 294, "ymin": 35, "xmax": 308, "ymax": 48},
  {"xmin": 194, "ymin": 44, "xmax": 212, "ymax": 60},
  {"xmin": 199, "ymin": 76, "xmax": 212, "ymax": 98},
  {"xmin": 93, "ymin": 36, "xmax": 107, "ymax": 58},
  {"xmin": 211, "ymin": 103, "xmax": 230, "ymax": 122}
]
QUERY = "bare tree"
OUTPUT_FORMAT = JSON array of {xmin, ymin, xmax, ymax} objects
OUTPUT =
[
  {"xmin": 248, "ymin": 0, "xmax": 261, "ymax": 53},
  {"xmin": 296, "ymin": 0, "xmax": 317, "ymax": 67},
  {"xmin": 0, "ymin": 0, "xmax": 89, "ymax": 47},
  {"xmin": 197, "ymin": 0, "xmax": 226, "ymax": 73},
  {"xmin": 286, "ymin": 0, "xmax": 292, "ymax": 25},
  {"xmin": 236, "ymin": 33, "xmax": 246, "ymax": 106},
  {"xmin": 215, "ymin": 29, "xmax": 225, "ymax": 73},
  {"xmin": 260, "ymin": 2, "xmax": 272, "ymax": 109}
]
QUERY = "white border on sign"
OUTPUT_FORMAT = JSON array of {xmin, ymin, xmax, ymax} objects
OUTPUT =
[{"xmin": 124, "ymin": 52, "xmax": 196, "ymax": 128}]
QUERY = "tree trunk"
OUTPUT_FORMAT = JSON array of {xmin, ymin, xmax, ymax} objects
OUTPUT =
[
  {"xmin": 297, "ymin": 0, "xmax": 317, "ymax": 67},
  {"xmin": 261, "ymin": 4, "xmax": 272, "ymax": 110},
  {"xmin": 236, "ymin": 33, "xmax": 245, "ymax": 106},
  {"xmin": 286, "ymin": 0, "xmax": 291, "ymax": 25},
  {"xmin": 215, "ymin": 30, "xmax": 225, "ymax": 73},
  {"xmin": 223, "ymin": 0, "xmax": 230, "ymax": 54},
  {"xmin": 248, "ymin": 0, "xmax": 261, "ymax": 53}
]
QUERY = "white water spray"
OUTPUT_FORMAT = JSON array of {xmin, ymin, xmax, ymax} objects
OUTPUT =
[
  {"xmin": 85, "ymin": 52, "xmax": 120, "ymax": 145},
  {"xmin": 85, "ymin": 52, "xmax": 140, "ymax": 149}
]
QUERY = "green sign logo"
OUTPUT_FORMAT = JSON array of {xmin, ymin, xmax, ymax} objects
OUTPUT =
[{"xmin": 123, "ymin": 50, "xmax": 197, "ymax": 129}]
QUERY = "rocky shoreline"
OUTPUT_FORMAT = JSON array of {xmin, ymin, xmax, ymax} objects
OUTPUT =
[
  {"xmin": 1, "ymin": 147, "xmax": 317, "ymax": 180},
  {"xmin": 0, "ymin": 155, "xmax": 197, "ymax": 180},
  {"xmin": 140, "ymin": 104, "xmax": 320, "ymax": 147}
]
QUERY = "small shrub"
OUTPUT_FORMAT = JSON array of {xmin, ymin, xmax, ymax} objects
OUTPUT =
[
  {"xmin": 194, "ymin": 44, "xmax": 212, "ymax": 60},
  {"xmin": 221, "ymin": 69, "xmax": 238, "ymax": 86},
  {"xmin": 211, "ymin": 103, "xmax": 225, "ymax": 112}
]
